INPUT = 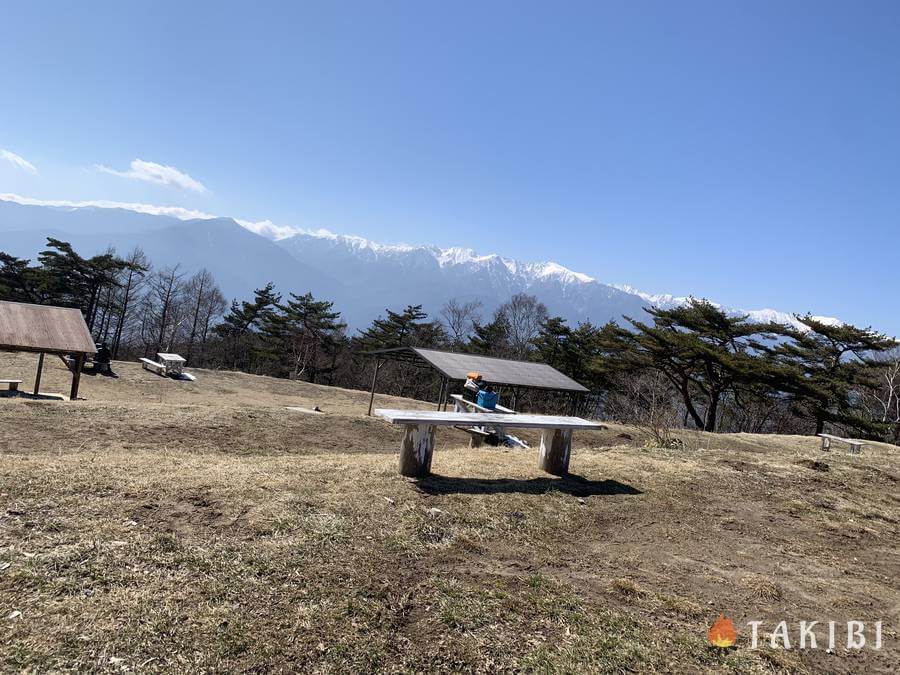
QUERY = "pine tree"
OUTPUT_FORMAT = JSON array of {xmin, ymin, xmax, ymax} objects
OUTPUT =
[
  {"xmin": 356, "ymin": 304, "xmax": 446, "ymax": 350},
  {"xmin": 775, "ymin": 316, "xmax": 898, "ymax": 435},
  {"xmin": 259, "ymin": 292, "xmax": 345, "ymax": 381},
  {"xmin": 354, "ymin": 304, "xmax": 447, "ymax": 399},
  {"xmin": 37, "ymin": 239, "xmax": 130, "ymax": 331},
  {"xmin": 467, "ymin": 315, "xmax": 511, "ymax": 357},
  {"xmin": 215, "ymin": 282, "xmax": 281, "ymax": 370},
  {"xmin": 533, "ymin": 317, "xmax": 602, "ymax": 385},
  {"xmin": 605, "ymin": 299, "xmax": 782, "ymax": 432},
  {"xmin": 0, "ymin": 252, "xmax": 41, "ymax": 302}
]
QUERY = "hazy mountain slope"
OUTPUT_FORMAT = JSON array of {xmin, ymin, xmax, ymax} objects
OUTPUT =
[
  {"xmin": 0, "ymin": 199, "xmax": 185, "ymax": 235},
  {"xmin": 0, "ymin": 214, "xmax": 340, "ymax": 304}
]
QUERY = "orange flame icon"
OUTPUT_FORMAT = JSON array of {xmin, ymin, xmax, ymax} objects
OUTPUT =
[{"xmin": 708, "ymin": 614, "xmax": 737, "ymax": 648}]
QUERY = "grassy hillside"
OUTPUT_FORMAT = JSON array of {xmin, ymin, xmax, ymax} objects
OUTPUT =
[{"xmin": 1, "ymin": 352, "xmax": 898, "ymax": 672}]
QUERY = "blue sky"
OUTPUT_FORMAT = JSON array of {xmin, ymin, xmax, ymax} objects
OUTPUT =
[{"xmin": 2, "ymin": 1, "xmax": 899, "ymax": 334}]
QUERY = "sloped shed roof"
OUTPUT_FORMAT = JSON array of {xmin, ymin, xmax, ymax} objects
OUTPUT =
[
  {"xmin": 0, "ymin": 300, "xmax": 97, "ymax": 354},
  {"xmin": 367, "ymin": 347, "xmax": 589, "ymax": 393}
]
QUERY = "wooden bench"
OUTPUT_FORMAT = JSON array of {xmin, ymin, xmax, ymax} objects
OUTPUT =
[
  {"xmin": 818, "ymin": 433, "xmax": 865, "ymax": 455},
  {"xmin": 0, "ymin": 379, "xmax": 22, "ymax": 392},
  {"xmin": 449, "ymin": 393, "xmax": 516, "ymax": 415},
  {"xmin": 449, "ymin": 393, "xmax": 516, "ymax": 447},
  {"xmin": 375, "ymin": 408, "xmax": 603, "ymax": 477}
]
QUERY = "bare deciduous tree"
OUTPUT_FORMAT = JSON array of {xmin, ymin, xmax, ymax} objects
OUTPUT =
[
  {"xmin": 111, "ymin": 247, "xmax": 151, "ymax": 358},
  {"xmin": 440, "ymin": 298, "xmax": 482, "ymax": 345},
  {"xmin": 859, "ymin": 349, "xmax": 900, "ymax": 440},
  {"xmin": 495, "ymin": 293, "xmax": 548, "ymax": 359},
  {"xmin": 143, "ymin": 265, "xmax": 187, "ymax": 355},
  {"xmin": 604, "ymin": 371, "xmax": 682, "ymax": 448},
  {"xmin": 184, "ymin": 268, "xmax": 226, "ymax": 365}
]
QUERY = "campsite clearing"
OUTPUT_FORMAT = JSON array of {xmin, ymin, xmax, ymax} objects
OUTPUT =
[{"xmin": 1, "ymin": 352, "xmax": 898, "ymax": 672}]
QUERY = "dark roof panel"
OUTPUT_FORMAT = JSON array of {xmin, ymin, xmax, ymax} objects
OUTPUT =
[
  {"xmin": 410, "ymin": 347, "xmax": 589, "ymax": 392},
  {"xmin": 0, "ymin": 301, "xmax": 97, "ymax": 354}
]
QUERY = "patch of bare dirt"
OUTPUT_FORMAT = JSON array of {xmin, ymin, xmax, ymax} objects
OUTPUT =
[{"xmin": 129, "ymin": 491, "xmax": 245, "ymax": 536}]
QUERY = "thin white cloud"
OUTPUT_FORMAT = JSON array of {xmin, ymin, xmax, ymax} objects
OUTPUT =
[
  {"xmin": 0, "ymin": 193, "xmax": 302, "ymax": 240},
  {"xmin": 236, "ymin": 218, "xmax": 306, "ymax": 240},
  {"xmin": 1, "ymin": 149, "xmax": 38, "ymax": 175},
  {"xmin": 0, "ymin": 193, "xmax": 215, "ymax": 221},
  {"xmin": 96, "ymin": 159, "xmax": 207, "ymax": 193}
]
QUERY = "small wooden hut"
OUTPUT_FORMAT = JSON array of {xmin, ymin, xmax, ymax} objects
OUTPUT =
[{"xmin": 0, "ymin": 300, "xmax": 97, "ymax": 400}]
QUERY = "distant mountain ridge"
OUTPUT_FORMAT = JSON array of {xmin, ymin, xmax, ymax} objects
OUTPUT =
[{"xmin": 0, "ymin": 195, "xmax": 839, "ymax": 330}]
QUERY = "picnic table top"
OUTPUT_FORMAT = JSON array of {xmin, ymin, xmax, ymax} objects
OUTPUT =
[
  {"xmin": 817, "ymin": 433, "xmax": 866, "ymax": 444},
  {"xmin": 375, "ymin": 408, "xmax": 602, "ymax": 430}
]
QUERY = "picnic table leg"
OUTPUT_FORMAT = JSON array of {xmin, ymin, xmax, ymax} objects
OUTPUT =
[
  {"xmin": 399, "ymin": 424, "xmax": 435, "ymax": 477},
  {"xmin": 821, "ymin": 436, "xmax": 830, "ymax": 452},
  {"xmin": 539, "ymin": 428, "xmax": 572, "ymax": 476}
]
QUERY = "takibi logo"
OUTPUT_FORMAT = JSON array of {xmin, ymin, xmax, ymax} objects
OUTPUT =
[
  {"xmin": 705, "ymin": 615, "xmax": 885, "ymax": 651},
  {"xmin": 708, "ymin": 614, "xmax": 737, "ymax": 648}
]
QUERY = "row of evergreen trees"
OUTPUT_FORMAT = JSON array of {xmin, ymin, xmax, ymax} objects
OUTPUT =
[{"xmin": 2, "ymin": 238, "xmax": 898, "ymax": 441}]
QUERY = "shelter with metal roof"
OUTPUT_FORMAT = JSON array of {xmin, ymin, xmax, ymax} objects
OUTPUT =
[
  {"xmin": 0, "ymin": 300, "xmax": 97, "ymax": 400},
  {"xmin": 364, "ymin": 346, "xmax": 588, "ymax": 415}
]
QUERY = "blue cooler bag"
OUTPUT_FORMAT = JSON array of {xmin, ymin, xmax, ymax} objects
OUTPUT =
[{"xmin": 477, "ymin": 390, "xmax": 499, "ymax": 410}]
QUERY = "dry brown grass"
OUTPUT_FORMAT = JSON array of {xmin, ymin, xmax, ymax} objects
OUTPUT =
[{"xmin": 1, "ymin": 351, "xmax": 899, "ymax": 672}]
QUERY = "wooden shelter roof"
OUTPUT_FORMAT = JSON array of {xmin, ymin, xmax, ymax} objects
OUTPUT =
[
  {"xmin": 0, "ymin": 300, "xmax": 97, "ymax": 355},
  {"xmin": 365, "ymin": 346, "xmax": 589, "ymax": 393}
]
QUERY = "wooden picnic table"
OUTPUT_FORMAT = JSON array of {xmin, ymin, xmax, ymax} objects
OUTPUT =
[
  {"xmin": 818, "ymin": 433, "xmax": 865, "ymax": 455},
  {"xmin": 375, "ymin": 408, "xmax": 602, "ymax": 477},
  {"xmin": 0, "ymin": 379, "xmax": 22, "ymax": 392}
]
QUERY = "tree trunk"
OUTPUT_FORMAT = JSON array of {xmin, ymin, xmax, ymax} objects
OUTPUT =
[
  {"xmin": 678, "ymin": 381, "xmax": 705, "ymax": 430},
  {"xmin": 112, "ymin": 270, "xmax": 134, "ymax": 359},
  {"xmin": 704, "ymin": 391, "xmax": 720, "ymax": 432}
]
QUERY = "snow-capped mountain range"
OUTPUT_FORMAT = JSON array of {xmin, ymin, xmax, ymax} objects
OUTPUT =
[{"xmin": 0, "ymin": 195, "xmax": 839, "ymax": 331}]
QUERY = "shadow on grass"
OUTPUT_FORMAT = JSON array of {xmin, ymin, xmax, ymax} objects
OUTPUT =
[
  {"xmin": 0, "ymin": 391, "xmax": 66, "ymax": 401},
  {"xmin": 416, "ymin": 473, "xmax": 642, "ymax": 497}
]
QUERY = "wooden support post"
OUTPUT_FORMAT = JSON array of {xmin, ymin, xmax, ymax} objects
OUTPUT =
[
  {"xmin": 367, "ymin": 360, "xmax": 384, "ymax": 416},
  {"xmin": 33, "ymin": 352, "xmax": 44, "ymax": 396},
  {"xmin": 399, "ymin": 424, "xmax": 435, "ymax": 477},
  {"xmin": 538, "ymin": 428, "xmax": 572, "ymax": 476},
  {"xmin": 69, "ymin": 353, "xmax": 85, "ymax": 401},
  {"xmin": 436, "ymin": 378, "xmax": 446, "ymax": 411}
]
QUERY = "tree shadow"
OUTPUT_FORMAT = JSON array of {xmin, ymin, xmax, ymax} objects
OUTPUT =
[{"xmin": 415, "ymin": 473, "xmax": 642, "ymax": 497}]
